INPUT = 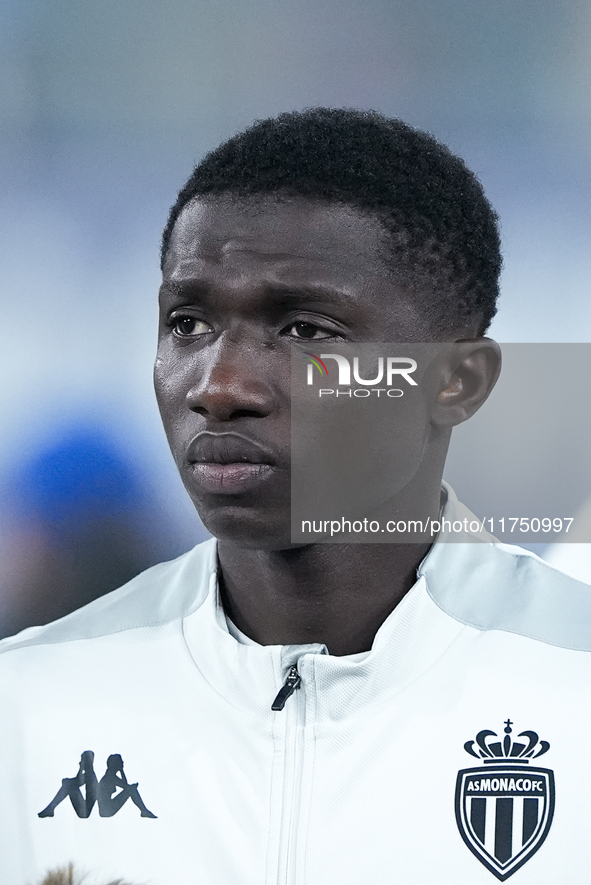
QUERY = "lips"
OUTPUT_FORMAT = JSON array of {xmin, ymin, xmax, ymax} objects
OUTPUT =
[
  {"xmin": 186, "ymin": 432, "xmax": 279, "ymax": 494},
  {"xmin": 187, "ymin": 432, "xmax": 276, "ymax": 466}
]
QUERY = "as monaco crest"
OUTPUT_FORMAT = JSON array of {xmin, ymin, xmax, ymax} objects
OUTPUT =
[{"xmin": 455, "ymin": 720, "xmax": 554, "ymax": 880}]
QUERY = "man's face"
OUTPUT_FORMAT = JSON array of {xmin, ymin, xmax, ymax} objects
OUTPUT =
[{"xmin": 155, "ymin": 195, "xmax": 438, "ymax": 549}]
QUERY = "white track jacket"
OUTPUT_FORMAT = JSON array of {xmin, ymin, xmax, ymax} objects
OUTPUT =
[{"xmin": 1, "ymin": 486, "xmax": 591, "ymax": 884}]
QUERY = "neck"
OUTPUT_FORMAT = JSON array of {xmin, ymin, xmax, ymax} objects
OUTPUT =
[
  {"xmin": 217, "ymin": 502, "xmax": 439, "ymax": 656},
  {"xmin": 217, "ymin": 419, "xmax": 448, "ymax": 655}
]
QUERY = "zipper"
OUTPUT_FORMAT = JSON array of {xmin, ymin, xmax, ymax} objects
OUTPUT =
[
  {"xmin": 271, "ymin": 665, "xmax": 301, "ymax": 711},
  {"xmin": 273, "ymin": 661, "xmax": 306, "ymax": 885},
  {"xmin": 269, "ymin": 651, "xmax": 323, "ymax": 883}
]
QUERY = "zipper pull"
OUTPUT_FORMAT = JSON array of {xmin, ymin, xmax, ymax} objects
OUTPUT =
[{"xmin": 271, "ymin": 665, "xmax": 301, "ymax": 711}]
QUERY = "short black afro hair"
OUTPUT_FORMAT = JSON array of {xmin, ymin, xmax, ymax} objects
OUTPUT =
[{"xmin": 161, "ymin": 108, "xmax": 501, "ymax": 334}]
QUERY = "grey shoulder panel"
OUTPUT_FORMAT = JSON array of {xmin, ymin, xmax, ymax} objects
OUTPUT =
[
  {"xmin": 422, "ymin": 539, "xmax": 591, "ymax": 651},
  {"xmin": 0, "ymin": 539, "xmax": 217, "ymax": 654}
]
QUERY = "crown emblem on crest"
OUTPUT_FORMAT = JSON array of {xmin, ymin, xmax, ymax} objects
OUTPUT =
[{"xmin": 463, "ymin": 719, "xmax": 549, "ymax": 764}]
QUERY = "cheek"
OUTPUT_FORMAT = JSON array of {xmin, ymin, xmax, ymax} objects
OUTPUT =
[
  {"xmin": 291, "ymin": 390, "xmax": 431, "ymax": 518},
  {"xmin": 153, "ymin": 355, "xmax": 169, "ymax": 394},
  {"xmin": 153, "ymin": 356, "xmax": 164, "ymax": 397},
  {"xmin": 153, "ymin": 352, "xmax": 188, "ymax": 441},
  {"xmin": 153, "ymin": 358, "xmax": 171, "ymax": 418}
]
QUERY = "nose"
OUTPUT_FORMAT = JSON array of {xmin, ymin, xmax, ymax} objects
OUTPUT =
[{"xmin": 185, "ymin": 336, "xmax": 277, "ymax": 421}]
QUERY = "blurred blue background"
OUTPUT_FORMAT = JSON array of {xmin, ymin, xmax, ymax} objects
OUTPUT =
[{"xmin": 1, "ymin": 0, "xmax": 590, "ymax": 634}]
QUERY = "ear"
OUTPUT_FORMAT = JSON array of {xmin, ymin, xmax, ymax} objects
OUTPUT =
[{"xmin": 431, "ymin": 338, "xmax": 501, "ymax": 427}]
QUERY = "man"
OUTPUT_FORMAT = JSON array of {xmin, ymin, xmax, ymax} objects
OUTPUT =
[{"xmin": 2, "ymin": 108, "xmax": 590, "ymax": 884}]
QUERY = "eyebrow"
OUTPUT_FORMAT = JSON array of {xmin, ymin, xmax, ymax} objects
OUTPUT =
[
  {"xmin": 158, "ymin": 280, "xmax": 359, "ymax": 306},
  {"xmin": 265, "ymin": 282, "xmax": 359, "ymax": 307}
]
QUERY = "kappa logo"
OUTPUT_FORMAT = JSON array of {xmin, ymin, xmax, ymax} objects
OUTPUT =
[
  {"xmin": 455, "ymin": 720, "xmax": 554, "ymax": 880},
  {"xmin": 38, "ymin": 750, "xmax": 157, "ymax": 819}
]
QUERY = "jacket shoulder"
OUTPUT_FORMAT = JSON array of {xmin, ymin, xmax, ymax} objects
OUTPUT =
[
  {"xmin": 0, "ymin": 538, "xmax": 217, "ymax": 655},
  {"xmin": 423, "ymin": 538, "xmax": 591, "ymax": 651}
]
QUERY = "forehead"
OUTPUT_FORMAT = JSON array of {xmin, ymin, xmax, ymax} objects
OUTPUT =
[{"xmin": 163, "ymin": 194, "xmax": 392, "ymax": 286}]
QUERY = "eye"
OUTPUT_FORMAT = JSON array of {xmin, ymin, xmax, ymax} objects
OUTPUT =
[
  {"xmin": 284, "ymin": 321, "xmax": 337, "ymax": 341},
  {"xmin": 170, "ymin": 315, "xmax": 212, "ymax": 337}
]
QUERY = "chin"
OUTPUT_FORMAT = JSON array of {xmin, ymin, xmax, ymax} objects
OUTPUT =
[{"xmin": 195, "ymin": 503, "xmax": 296, "ymax": 552}]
